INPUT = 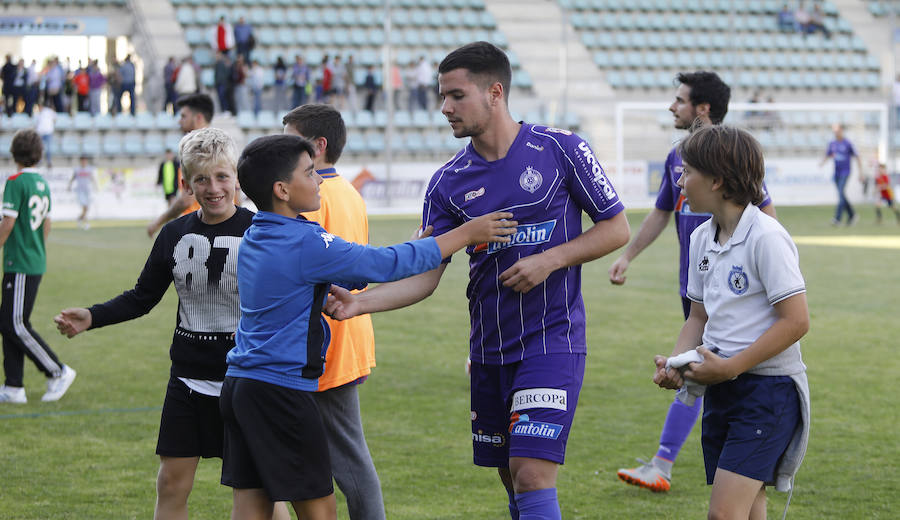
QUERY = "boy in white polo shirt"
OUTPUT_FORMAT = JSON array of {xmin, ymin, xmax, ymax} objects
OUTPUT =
[{"xmin": 653, "ymin": 125, "xmax": 810, "ymax": 519}]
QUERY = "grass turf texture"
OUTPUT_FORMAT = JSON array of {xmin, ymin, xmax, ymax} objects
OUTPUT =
[{"xmin": 0, "ymin": 205, "xmax": 896, "ymax": 519}]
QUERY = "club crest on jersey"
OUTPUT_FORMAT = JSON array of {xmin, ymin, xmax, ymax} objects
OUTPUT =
[
  {"xmin": 545, "ymin": 127, "xmax": 572, "ymax": 135},
  {"xmin": 320, "ymin": 232, "xmax": 335, "ymax": 249},
  {"xmin": 472, "ymin": 220, "xmax": 556, "ymax": 254},
  {"xmin": 519, "ymin": 166, "xmax": 543, "ymax": 193},
  {"xmin": 465, "ymin": 187, "xmax": 485, "ymax": 201},
  {"xmin": 508, "ymin": 413, "xmax": 563, "ymax": 440},
  {"xmin": 728, "ymin": 265, "xmax": 749, "ymax": 295}
]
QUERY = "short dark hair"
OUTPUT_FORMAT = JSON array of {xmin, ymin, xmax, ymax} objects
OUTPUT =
[
  {"xmin": 175, "ymin": 93, "xmax": 214, "ymax": 124},
  {"xmin": 10, "ymin": 129, "xmax": 42, "ymax": 167},
  {"xmin": 282, "ymin": 104, "xmax": 346, "ymax": 164},
  {"xmin": 237, "ymin": 134, "xmax": 316, "ymax": 212},
  {"xmin": 677, "ymin": 125, "xmax": 765, "ymax": 207},
  {"xmin": 438, "ymin": 41, "xmax": 511, "ymax": 100},
  {"xmin": 676, "ymin": 71, "xmax": 731, "ymax": 125}
]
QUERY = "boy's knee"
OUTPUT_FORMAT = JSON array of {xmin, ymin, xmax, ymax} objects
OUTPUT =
[
  {"xmin": 156, "ymin": 464, "xmax": 194, "ymax": 499},
  {"xmin": 510, "ymin": 459, "xmax": 558, "ymax": 493}
]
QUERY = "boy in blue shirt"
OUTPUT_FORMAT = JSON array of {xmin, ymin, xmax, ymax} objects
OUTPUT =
[
  {"xmin": 221, "ymin": 134, "xmax": 516, "ymax": 520},
  {"xmin": 654, "ymin": 125, "xmax": 810, "ymax": 519}
]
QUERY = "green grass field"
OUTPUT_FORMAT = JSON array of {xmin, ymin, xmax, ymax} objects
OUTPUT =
[{"xmin": 0, "ymin": 205, "xmax": 897, "ymax": 519}]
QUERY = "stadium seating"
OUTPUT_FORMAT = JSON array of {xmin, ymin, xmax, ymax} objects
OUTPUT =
[
  {"xmin": 561, "ymin": 0, "xmax": 882, "ymax": 93},
  {"xmin": 0, "ymin": 0, "xmax": 887, "ymax": 163}
]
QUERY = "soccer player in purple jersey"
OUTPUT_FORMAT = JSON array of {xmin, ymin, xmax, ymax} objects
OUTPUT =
[
  {"xmin": 819, "ymin": 123, "xmax": 864, "ymax": 226},
  {"xmin": 608, "ymin": 71, "xmax": 776, "ymax": 493},
  {"xmin": 326, "ymin": 41, "xmax": 629, "ymax": 519}
]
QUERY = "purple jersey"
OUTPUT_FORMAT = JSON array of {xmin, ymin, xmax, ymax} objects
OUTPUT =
[
  {"xmin": 826, "ymin": 139, "xmax": 856, "ymax": 178},
  {"xmin": 423, "ymin": 124, "xmax": 624, "ymax": 365},
  {"xmin": 655, "ymin": 148, "xmax": 772, "ymax": 297}
]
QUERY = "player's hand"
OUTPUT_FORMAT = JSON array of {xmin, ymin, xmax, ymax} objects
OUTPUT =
[
  {"xmin": 682, "ymin": 346, "xmax": 734, "ymax": 385},
  {"xmin": 464, "ymin": 212, "xmax": 517, "ymax": 244},
  {"xmin": 410, "ymin": 224, "xmax": 433, "ymax": 241},
  {"xmin": 653, "ymin": 355, "xmax": 684, "ymax": 390},
  {"xmin": 325, "ymin": 285, "xmax": 360, "ymax": 321},
  {"xmin": 54, "ymin": 308, "xmax": 92, "ymax": 338},
  {"xmin": 499, "ymin": 252, "xmax": 556, "ymax": 294},
  {"xmin": 608, "ymin": 256, "xmax": 629, "ymax": 285}
]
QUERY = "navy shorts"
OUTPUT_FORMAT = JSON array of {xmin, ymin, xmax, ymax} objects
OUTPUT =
[
  {"xmin": 701, "ymin": 373, "xmax": 801, "ymax": 484},
  {"xmin": 219, "ymin": 376, "xmax": 333, "ymax": 502},
  {"xmin": 156, "ymin": 376, "xmax": 224, "ymax": 459},
  {"xmin": 470, "ymin": 353, "xmax": 585, "ymax": 467}
]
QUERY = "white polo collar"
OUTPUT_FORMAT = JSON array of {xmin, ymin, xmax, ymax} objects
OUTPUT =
[{"xmin": 707, "ymin": 204, "xmax": 758, "ymax": 252}]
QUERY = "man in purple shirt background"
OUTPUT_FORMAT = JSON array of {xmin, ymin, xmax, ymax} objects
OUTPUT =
[
  {"xmin": 326, "ymin": 42, "xmax": 629, "ymax": 519},
  {"xmin": 608, "ymin": 71, "xmax": 775, "ymax": 493},
  {"xmin": 820, "ymin": 123, "xmax": 863, "ymax": 226}
]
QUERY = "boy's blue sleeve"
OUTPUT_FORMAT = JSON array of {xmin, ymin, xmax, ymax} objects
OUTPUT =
[{"xmin": 300, "ymin": 229, "xmax": 443, "ymax": 286}]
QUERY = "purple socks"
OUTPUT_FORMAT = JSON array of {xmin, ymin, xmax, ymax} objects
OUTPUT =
[
  {"xmin": 656, "ymin": 395, "xmax": 703, "ymax": 462},
  {"xmin": 515, "ymin": 488, "xmax": 560, "ymax": 520}
]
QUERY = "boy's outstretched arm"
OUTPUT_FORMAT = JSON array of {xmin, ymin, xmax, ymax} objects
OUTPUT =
[
  {"xmin": 432, "ymin": 211, "xmax": 516, "ymax": 259},
  {"xmin": 54, "ymin": 308, "xmax": 92, "ymax": 338},
  {"xmin": 683, "ymin": 293, "xmax": 809, "ymax": 385},
  {"xmin": 326, "ymin": 212, "xmax": 517, "ymax": 320}
]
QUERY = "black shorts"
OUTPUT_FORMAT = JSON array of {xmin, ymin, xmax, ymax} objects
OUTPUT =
[
  {"xmin": 219, "ymin": 376, "xmax": 333, "ymax": 502},
  {"xmin": 156, "ymin": 376, "xmax": 224, "ymax": 459}
]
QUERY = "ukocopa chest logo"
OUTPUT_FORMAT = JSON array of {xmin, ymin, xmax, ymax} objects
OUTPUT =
[
  {"xmin": 472, "ymin": 220, "xmax": 556, "ymax": 254},
  {"xmin": 578, "ymin": 141, "xmax": 616, "ymax": 200}
]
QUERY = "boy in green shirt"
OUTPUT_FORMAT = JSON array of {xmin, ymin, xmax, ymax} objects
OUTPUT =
[{"xmin": 0, "ymin": 129, "xmax": 75, "ymax": 403}]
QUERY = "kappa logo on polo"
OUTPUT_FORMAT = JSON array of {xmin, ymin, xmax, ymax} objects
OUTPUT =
[
  {"xmin": 320, "ymin": 232, "xmax": 335, "ymax": 249},
  {"xmin": 472, "ymin": 429, "xmax": 506, "ymax": 447},
  {"xmin": 472, "ymin": 220, "xmax": 556, "ymax": 254},
  {"xmin": 508, "ymin": 414, "xmax": 564, "ymax": 440},
  {"xmin": 698, "ymin": 256, "xmax": 709, "ymax": 272},
  {"xmin": 577, "ymin": 141, "xmax": 617, "ymax": 200},
  {"xmin": 510, "ymin": 388, "xmax": 567, "ymax": 412}
]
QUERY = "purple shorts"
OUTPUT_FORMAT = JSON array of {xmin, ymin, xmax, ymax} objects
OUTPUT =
[{"xmin": 470, "ymin": 353, "xmax": 585, "ymax": 467}]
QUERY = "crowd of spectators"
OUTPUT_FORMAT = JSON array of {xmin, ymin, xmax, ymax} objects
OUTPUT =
[
  {"xmin": 200, "ymin": 14, "xmax": 444, "ymax": 117},
  {"xmin": 1, "ymin": 53, "xmax": 139, "ymax": 118},
  {"xmin": 3, "ymin": 14, "xmax": 446, "ymax": 122},
  {"xmin": 777, "ymin": 2, "xmax": 832, "ymax": 38}
]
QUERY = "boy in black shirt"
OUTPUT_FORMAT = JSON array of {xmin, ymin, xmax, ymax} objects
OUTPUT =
[{"xmin": 55, "ymin": 127, "xmax": 252, "ymax": 519}]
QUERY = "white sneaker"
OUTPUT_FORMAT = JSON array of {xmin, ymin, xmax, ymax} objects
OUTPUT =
[
  {"xmin": 42, "ymin": 365, "xmax": 76, "ymax": 402},
  {"xmin": 0, "ymin": 385, "xmax": 27, "ymax": 404},
  {"xmin": 617, "ymin": 458, "xmax": 672, "ymax": 492}
]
